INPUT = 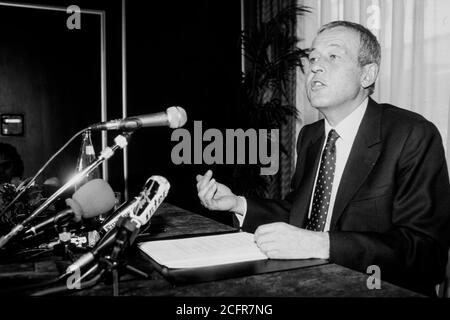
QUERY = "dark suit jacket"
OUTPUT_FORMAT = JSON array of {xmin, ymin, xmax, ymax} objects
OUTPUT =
[{"xmin": 242, "ymin": 97, "xmax": 450, "ymax": 296}]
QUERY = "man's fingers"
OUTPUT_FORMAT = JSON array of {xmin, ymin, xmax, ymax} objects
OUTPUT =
[
  {"xmin": 254, "ymin": 237, "xmax": 280, "ymax": 259},
  {"xmin": 205, "ymin": 181, "xmax": 218, "ymax": 199},
  {"xmin": 255, "ymin": 239, "xmax": 278, "ymax": 257},
  {"xmin": 196, "ymin": 174, "xmax": 207, "ymax": 190},
  {"xmin": 196, "ymin": 171, "xmax": 211, "ymax": 191},
  {"xmin": 197, "ymin": 170, "xmax": 213, "ymax": 190},
  {"xmin": 204, "ymin": 183, "xmax": 218, "ymax": 206},
  {"xmin": 254, "ymin": 232, "xmax": 276, "ymax": 247},
  {"xmin": 256, "ymin": 239, "xmax": 277, "ymax": 252},
  {"xmin": 196, "ymin": 175, "xmax": 204, "ymax": 191},
  {"xmin": 254, "ymin": 223, "xmax": 278, "ymax": 238},
  {"xmin": 198, "ymin": 178, "xmax": 216, "ymax": 201}
]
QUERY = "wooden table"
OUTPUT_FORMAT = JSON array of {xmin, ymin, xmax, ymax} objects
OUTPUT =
[{"xmin": 0, "ymin": 203, "xmax": 422, "ymax": 297}]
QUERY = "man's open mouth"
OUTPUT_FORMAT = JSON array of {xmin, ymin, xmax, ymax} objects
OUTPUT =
[{"xmin": 311, "ymin": 80, "xmax": 326, "ymax": 90}]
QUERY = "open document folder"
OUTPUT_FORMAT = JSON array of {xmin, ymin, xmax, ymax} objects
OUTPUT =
[
  {"xmin": 138, "ymin": 231, "xmax": 328, "ymax": 284},
  {"xmin": 138, "ymin": 232, "xmax": 268, "ymax": 269}
]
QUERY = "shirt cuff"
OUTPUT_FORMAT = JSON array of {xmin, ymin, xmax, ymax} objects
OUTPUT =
[{"xmin": 234, "ymin": 196, "xmax": 247, "ymax": 227}]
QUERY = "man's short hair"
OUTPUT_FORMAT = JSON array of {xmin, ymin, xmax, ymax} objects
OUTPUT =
[{"xmin": 318, "ymin": 21, "xmax": 381, "ymax": 95}]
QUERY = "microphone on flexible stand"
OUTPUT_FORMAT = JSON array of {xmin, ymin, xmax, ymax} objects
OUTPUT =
[
  {"xmin": 64, "ymin": 175, "xmax": 170, "ymax": 275},
  {"xmin": 87, "ymin": 107, "xmax": 187, "ymax": 131},
  {"xmin": 97, "ymin": 197, "xmax": 141, "ymax": 237},
  {"xmin": 22, "ymin": 179, "xmax": 116, "ymax": 240}
]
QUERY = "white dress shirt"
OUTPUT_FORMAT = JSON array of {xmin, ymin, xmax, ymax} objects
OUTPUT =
[
  {"xmin": 235, "ymin": 98, "xmax": 369, "ymax": 230},
  {"xmin": 308, "ymin": 98, "xmax": 368, "ymax": 231}
]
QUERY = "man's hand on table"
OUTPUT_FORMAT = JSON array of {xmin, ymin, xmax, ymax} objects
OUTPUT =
[{"xmin": 254, "ymin": 222, "xmax": 330, "ymax": 260}]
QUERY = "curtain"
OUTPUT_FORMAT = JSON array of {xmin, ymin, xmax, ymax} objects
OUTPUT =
[{"xmin": 296, "ymin": 0, "xmax": 450, "ymax": 171}]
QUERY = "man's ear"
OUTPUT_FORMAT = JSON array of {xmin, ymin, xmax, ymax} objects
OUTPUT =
[{"xmin": 361, "ymin": 63, "xmax": 379, "ymax": 89}]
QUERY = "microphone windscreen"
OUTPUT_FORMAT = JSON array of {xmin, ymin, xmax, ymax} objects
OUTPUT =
[
  {"xmin": 72, "ymin": 179, "xmax": 116, "ymax": 218},
  {"xmin": 65, "ymin": 198, "xmax": 83, "ymax": 221},
  {"xmin": 167, "ymin": 106, "xmax": 187, "ymax": 128}
]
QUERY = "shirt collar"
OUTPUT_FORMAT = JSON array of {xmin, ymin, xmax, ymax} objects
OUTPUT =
[{"xmin": 324, "ymin": 98, "xmax": 368, "ymax": 142}]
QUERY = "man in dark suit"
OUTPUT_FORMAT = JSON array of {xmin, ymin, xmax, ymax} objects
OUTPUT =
[{"xmin": 196, "ymin": 21, "xmax": 450, "ymax": 296}]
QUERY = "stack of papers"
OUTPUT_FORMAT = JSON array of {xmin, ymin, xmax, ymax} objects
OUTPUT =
[{"xmin": 138, "ymin": 232, "xmax": 268, "ymax": 269}]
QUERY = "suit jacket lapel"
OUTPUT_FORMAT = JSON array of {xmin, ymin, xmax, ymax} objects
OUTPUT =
[
  {"xmin": 330, "ymin": 98, "xmax": 383, "ymax": 230},
  {"xmin": 289, "ymin": 122, "xmax": 324, "ymax": 227}
]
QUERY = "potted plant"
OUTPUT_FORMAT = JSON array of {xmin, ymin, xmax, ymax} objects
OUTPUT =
[{"xmin": 233, "ymin": 4, "xmax": 310, "ymax": 198}]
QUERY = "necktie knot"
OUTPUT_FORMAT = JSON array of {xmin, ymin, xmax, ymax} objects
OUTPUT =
[{"xmin": 327, "ymin": 129, "xmax": 339, "ymax": 146}]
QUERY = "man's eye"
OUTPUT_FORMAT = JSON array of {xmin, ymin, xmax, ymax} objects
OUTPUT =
[
  {"xmin": 330, "ymin": 54, "xmax": 338, "ymax": 60},
  {"xmin": 309, "ymin": 57, "xmax": 317, "ymax": 63}
]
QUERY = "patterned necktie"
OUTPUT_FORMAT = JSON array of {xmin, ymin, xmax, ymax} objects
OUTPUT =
[{"xmin": 306, "ymin": 129, "xmax": 340, "ymax": 231}]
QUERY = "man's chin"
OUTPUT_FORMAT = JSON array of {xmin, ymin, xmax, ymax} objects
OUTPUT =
[
  {"xmin": 307, "ymin": 92, "xmax": 332, "ymax": 108},
  {"xmin": 309, "ymin": 99, "xmax": 332, "ymax": 109}
]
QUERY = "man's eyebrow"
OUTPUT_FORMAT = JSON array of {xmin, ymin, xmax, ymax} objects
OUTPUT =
[{"xmin": 328, "ymin": 43, "xmax": 344, "ymax": 48}]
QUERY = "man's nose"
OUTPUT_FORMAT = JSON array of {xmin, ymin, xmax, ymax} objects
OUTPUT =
[{"xmin": 311, "ymin": 62, "xmax": 324, "ymax": 73}]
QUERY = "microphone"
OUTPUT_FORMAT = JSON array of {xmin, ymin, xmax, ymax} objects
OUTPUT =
[
  {"xmin": 88, "ymin": 107, "xmax": 187, "ymax": 131},
  {"xmin": 65, "ymin": 175, "xmax": 170, "ymax": 275},
  {"xmin": 23, "ymin": 179, "xmax": 116, "ymax": 237},
  {"xmin": 98, "ymin": 197, "xmax": 141, "ymax": 236}
]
